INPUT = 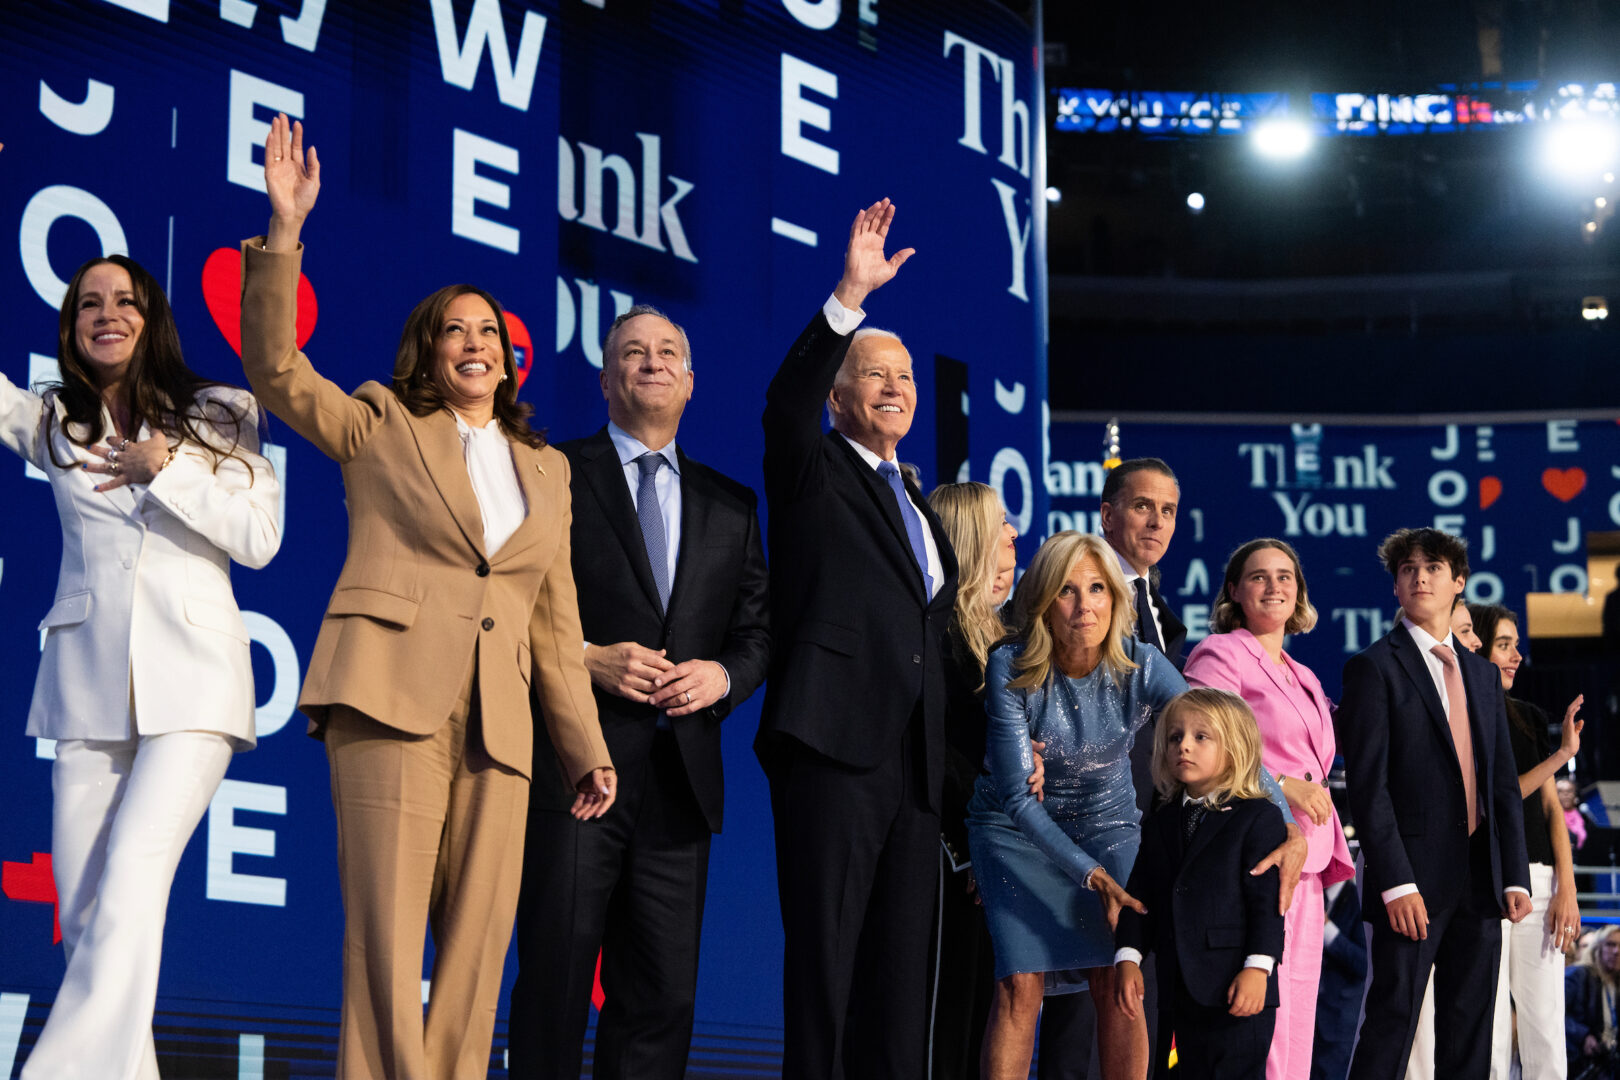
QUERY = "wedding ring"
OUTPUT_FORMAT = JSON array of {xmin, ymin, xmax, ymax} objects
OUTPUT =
[{"xmin": 684, "ymin": 691, "xmax": 691, "ymax": 704}]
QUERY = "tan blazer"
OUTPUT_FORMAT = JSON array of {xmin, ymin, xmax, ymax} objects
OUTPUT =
[{"xmin": 238, "ymin": 238, "xmax": 608, "ymax": 784}]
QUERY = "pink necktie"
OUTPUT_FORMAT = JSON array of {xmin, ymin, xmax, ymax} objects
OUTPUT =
[{"xmin": 1431, "ymin": 644, "xmax": 1478, "ymax": 834}]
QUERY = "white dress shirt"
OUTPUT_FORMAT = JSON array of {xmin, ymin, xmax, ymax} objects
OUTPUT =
[
  {"xmin": 824, "ymin": 294, "xmax": 944, "ymax": 602},
  {"xmin": 1113, "ymin": 793, "xmax": 1275, "ymax": 974},
  {"xmin": 453, "ymin": 411, "xmax": 527, "ymax": 556},
  {"xmin": 1113, "ymin": 547, "xmax": 1166, "ymax": 648},
  {"xmin": 593, "ymin": 422, "xmax": 728, "ymax": 720},
  {"xmin": 608, "ymin": 421, "xmax": 681, "ymax": 591},
  {"xmin": 1381, "ymin": 617, "xmax": 1527, "ymax": 904}
]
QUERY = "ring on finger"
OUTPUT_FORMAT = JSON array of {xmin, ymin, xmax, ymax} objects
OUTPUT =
[{"xmin": 684, "ymin": 690, "xmax": 691, "ymax": 704}]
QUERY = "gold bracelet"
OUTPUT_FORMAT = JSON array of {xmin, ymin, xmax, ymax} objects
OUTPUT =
[{"xmin": 159, "ymin": 449, "xmax": 176, "ymax": 471}]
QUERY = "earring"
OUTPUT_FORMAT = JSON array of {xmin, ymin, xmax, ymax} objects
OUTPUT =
[{"xmin": 499, "ymin": 374, "xmax": 509, "ymax": 382}]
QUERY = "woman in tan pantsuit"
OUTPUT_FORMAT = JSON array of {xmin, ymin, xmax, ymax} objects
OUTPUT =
[{"xmin": 241, "ymin": 115, "xmax": 616, "ymax": 1080}]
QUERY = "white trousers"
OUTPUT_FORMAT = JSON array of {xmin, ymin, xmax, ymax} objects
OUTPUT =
[
  {"xmin": 1400, "ymin": 966, "xmax": 1438, "ymax": 1080},
  {"xmin": 21, "ymin": 731, "xmax": 233, "ymax": 1080},
  {"xmin": 1491, "ymin": 862, "xmax": 1567, "ymax": 1080}
]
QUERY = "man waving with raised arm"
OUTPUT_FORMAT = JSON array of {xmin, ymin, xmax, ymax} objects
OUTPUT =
[{"xmin": 755, "ymin": 200, "xmax": 958, "ymax": 1080}]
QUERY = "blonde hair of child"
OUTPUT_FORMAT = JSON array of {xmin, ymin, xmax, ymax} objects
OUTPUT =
[{"xmin": 1151, "ymin": 688, "xmax": 1272, "ymax": 807}]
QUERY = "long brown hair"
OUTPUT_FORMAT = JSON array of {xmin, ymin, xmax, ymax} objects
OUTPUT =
[
  {"xmin": 1468, "ymin": 603, "xmax": 1534, "ymax": 739},
  {"xmin": 45, "ymin": 255, "xmax": 249, "ymax": 469},
  {"xmin": 391, "ymin": 284, "xmax": 544, "ymax": 449}
]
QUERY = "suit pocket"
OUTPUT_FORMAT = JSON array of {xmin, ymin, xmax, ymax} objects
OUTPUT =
[
  {"xmin": 326, "ymin": 586, "xmax": 420, "ymax": 630},
  {"xmin": 39, "ymin": 591, "xmax": 92, "ymax": 631},
  {"xmin": 518, "ymin": 640, "xmax": 533, "ymax": 688},
  {"xmin": 795, "ymin": 620, "xmax": 858, "ymax": 657},
  {"xmin": 1206, "ymin": 925, "xmax": 1242, "ymax": 949},
  {"xmin": 184, "ymin": 597, "xmax": 251, "ymax": 644}
]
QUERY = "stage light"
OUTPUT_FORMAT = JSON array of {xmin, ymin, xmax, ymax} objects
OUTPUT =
[
  {"xmin": 1252, "ymin": 119, "xmax": 1313, "ymax": 160},
  {"xmin": 1186, "ymin": 192, "xmax": 1206, "ymax": 212},
  {"xmin": 1045, "ymin": 186, "xmax": 1062, "ymax": 204},
  {"xmin": 1542, "ymin": 120, "xmax": 1620, "ymax": 179},
  {"xmin": 1583, "ymin": 296, "xmax": 1609, "ymax": 321},
  {"xmin": 1600, "ymin": 197, "xmax": 1610, "ymax": 208}
]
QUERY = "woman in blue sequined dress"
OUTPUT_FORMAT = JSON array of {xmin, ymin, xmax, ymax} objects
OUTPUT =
[{"xmin": 965, "ymin": 531, "xmax": 1182, "ymax": 1079}]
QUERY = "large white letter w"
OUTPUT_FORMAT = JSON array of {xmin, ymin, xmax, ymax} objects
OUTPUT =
[{"xmin": 429, "ymin": 0, "xmax": 547, "ymax": 112}]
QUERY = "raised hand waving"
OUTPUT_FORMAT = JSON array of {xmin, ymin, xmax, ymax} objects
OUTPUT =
[
  {"xmin": 264, "ymin": 113, "xmax": 320, "ymax": 252},
  {"xmin": 832, "ymin": 198, "xmax": 916, "ymax": 312}
]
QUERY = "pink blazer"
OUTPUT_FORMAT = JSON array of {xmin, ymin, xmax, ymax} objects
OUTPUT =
[{"xmin": 1183, "ymin": 628, "xmax": 1354, "ymax": 884}]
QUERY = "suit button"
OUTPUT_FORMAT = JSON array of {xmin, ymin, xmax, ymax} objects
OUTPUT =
[
  {"xmin": 481, "ymin": 617, "xmax": 495, "ymax": 630},
  {"xmin": 912, "ymin": 654, "xmax": 921, "ymax": 664},
  {"xmin": 476, "ymin": 563, "xmax": 489, "ymax": 577},
  {"xmin": 122, "ymin": 558, "xmax": 133, "ymax": 569}
]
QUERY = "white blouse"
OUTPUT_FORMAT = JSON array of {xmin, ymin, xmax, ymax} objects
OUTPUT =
[{"xmin": 453, "ymin": 411, "xmax": 527, "ymax": 556}]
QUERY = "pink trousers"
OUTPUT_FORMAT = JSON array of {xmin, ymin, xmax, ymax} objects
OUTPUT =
[{"xmin": 1268, "ymin": 871, "xmax": 1326, "ymax": 1080}]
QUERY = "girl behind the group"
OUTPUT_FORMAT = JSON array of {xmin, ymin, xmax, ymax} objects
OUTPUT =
[
  {"xmin": 1468, "ymin": 603, "xmax": 1583, "ymax": 1080},
  {"xmin": 1115, "ymin": 688, "xmax": 1286, "ymax": 1080}
]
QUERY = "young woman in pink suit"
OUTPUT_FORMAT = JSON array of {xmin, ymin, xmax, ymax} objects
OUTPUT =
[{"xmin": 1182, "ymin": 538, "xmax": 1354, "ymax": 1080}]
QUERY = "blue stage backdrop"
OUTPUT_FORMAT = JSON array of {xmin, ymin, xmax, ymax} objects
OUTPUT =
[
  {"xmin": 1047, "ymin": 414, "xmax": 1620, "ymax": 700},
  {"xmin": 0, "ymin": 1, "xmax": 1046, "ymax": 1075}
]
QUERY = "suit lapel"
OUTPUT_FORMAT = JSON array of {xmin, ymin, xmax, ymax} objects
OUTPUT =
[
  {"xmin": 1389, "ymin": 625, "xmax": 1461, "ymax": 770},
  {"xmin": 577, "ymin": 429, "xmax": 664, "ymax": 613},
  {"xmin": 90, "ymin": 404, "xmax": 142, "ymax": 522},
  {"xmin": 490, "ymin": 440, "xmax": 548, "ymax": 567},
  {"xmin": 1184, "ymin": 801, "xmax": 1236, "ymax": 866},
  {"xmin": 667, "ymin": 447, "xmax": 710, "ymax": 614},
  {"xmin": 401, "ymin": 407, "xmax": 487, "ymax": 560},
  {"xmin": 1238, "ymin": 630, "xmax": 1329, "ymax": 767},
  {"xmin": 1458, "ymin": 652, "xmax": 1495, "ymax": 784},
  {"xmin": 834, "ymin": 434, "xmax": 929, "ymax": 601}
]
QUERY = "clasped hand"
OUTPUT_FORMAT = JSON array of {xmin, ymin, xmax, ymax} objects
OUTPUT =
[{"xmin": 584, "ymin": 641, "xmax": 725, "ymax": 716}]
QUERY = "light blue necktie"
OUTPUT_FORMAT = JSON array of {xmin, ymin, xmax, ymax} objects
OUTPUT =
[
  {"xmin": 877, "ymin": 460, "xmax": 933, "ymax": 598},
  {"xmin": 636, "ymin": 453, "xmax": 670, "ymax": 611}
]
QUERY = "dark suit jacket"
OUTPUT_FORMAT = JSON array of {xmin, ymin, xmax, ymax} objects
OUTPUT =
[
  {"xmin": 1337, "ymin": 622, "xmax": 1530, "ymax": 914},
  {"xmin": 529, "ymin": 428, "xmax": 770, "ymax": 834},
  {"xmin": 1116, "ymin": 797, "xmax": 1287, "ymax": 1010},
  {"xmin": 756, "ymin": 310, "xmax": 960, "ymax": 811},
  {"xmin": 1146, "ymin": 568, "xmax": 1188, "ymax": 669}
]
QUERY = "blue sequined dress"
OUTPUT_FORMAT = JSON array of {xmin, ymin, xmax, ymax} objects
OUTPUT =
[{"xmin": 966, "ymin": 636, "xmax": 1187, "ymax": 981}]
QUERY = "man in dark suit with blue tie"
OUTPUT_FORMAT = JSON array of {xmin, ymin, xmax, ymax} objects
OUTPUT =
[
  {"xmin": 1338, "ymin": 527, "xmax": 1531, "ymax": 1080},
  {"xmin": 756, "ymin": 199, "xmax": 959, "ymax": 1080},
  {"xmin": 509, "ymin": 306, "xmax": 770, "ymax": 1079}
]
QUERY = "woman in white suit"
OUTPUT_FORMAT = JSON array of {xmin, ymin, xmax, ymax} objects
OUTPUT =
[{"xmin": 0, "ymin": 251, "xmax": 281, "ymax": 1080}]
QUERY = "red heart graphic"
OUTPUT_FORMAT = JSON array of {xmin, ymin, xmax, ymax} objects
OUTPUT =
[
  {"xmin": 1542, "ymin": 467, "xmax": 1587, "ymax": 502},
  {"xmin": 504, "ymin": 311, "xmax": 532, "ymax": 390},
  {"xmin": 1479, "ymin": 476, "xmax": 1502, "ymax": 509},
  {"xmin": 201, "ymin": 247, "xmax": 316, "ymax": 357}
]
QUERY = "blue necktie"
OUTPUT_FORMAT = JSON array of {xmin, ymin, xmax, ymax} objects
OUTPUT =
[
  {"xmin": 636, "ymin": 453, "xmax": 670, "ymax": 611},
  {"xmin": 877, "ymin": 461, "xmax": 933, "ymax": 598}
]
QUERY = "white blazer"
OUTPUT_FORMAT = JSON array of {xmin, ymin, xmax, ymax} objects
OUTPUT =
[{"xmin": 0, "ymin": 374, "xmax": 281, "ymax": 747}]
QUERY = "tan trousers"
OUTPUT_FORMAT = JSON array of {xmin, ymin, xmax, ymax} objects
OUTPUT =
[{"xmin": 325, "ymin": 665, "xmax": 529, "ymax": 1080}]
